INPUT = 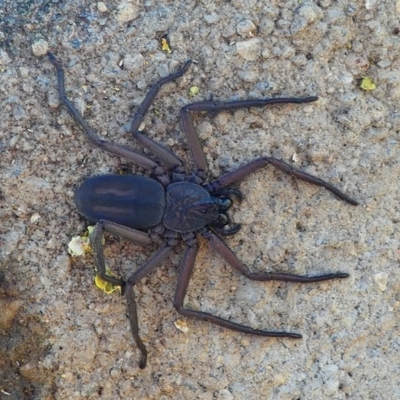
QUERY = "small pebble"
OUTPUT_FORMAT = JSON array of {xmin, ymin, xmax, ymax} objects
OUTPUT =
[
  {"xmin": 204, "ymin": 13, "xmax": 219, "ymax": 24},
  {"xmin": 13, "ymin": 105, "xmax": 26, "ymax": 120},
  {"xmin": 97, "ymin": 2, "xmax": 108, "ymax": 12},
  {"xmin": 32, "ymin": 39, "xmax": 49, "ymax": 57},
  {"xmin": 122, "ymin": 53, "xmax": 144, "ymax": 72},
  {"xmin": 237, "ymin": 20, "xmax": 257, "ymax": 37},
  {"xmin": 116, "ymin": 1, "xmax": 137, "ymax": 23},
  {"xmin": 236, "ymin": 38, "xmax": 260, "ymax": 61},
  {"xmin": 374, "ymin": 272, "xmax": 388, "ymax": 291}
]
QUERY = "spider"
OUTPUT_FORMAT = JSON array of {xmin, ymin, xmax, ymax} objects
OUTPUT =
[{"xmin": 48, "ymin": 52, "xmax": 358, "ymax": 368}]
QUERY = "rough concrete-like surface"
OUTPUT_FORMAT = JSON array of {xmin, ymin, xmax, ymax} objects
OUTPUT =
[{"xmin": 1, "ymin": 1, "xmax": 400, "ymax": 399}]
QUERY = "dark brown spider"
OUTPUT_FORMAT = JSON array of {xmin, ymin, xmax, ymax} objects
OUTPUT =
[{"xmin": 48, "ymin": 52, "xmax": 358, "ymax": 368}]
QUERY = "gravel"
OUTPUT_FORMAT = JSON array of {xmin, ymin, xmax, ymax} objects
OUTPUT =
[{"xmin": 1, "ymin": 1, "xmax": 400, "ymax": 399}]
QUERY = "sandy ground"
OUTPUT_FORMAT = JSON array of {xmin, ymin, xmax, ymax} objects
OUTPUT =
[{"xmin": 1, "ymin": 1, "xmax": 400, "ymax": 399}]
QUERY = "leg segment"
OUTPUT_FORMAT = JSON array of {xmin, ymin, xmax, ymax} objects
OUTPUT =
[
  {"xmin": 130, "ymin": 60, "xmax": 192, "ymax": 132},
  {"xmin": 180, "ymin": 97, "xmax": 318, "ymax": 172},
  {"xmin": 48, "ymin": 52, "xmax": 158, "ymax": 169},
  {"xmin": 125, "ymin": 245, "xmax": 173, "ymax": 368},
  {"xmin": 93, "ymin": 222, "xmax": 174, "ymax": 368},
  {"xmin": 204, "ymin": 230, "xmax": 349, "ymax": 282},
  {"xmin": 129, "ymin": 60, "xmax": 193, "ymax": 168},
  {"xmin": 173, "ymin": 242, "xmax": 302, "ymax": 339},
  {"xmin": 132, "ymin": 131, "xmax": 183, "ymax": 169},
  {"xmin": 91, "ymin": 220, "xmax": 153, "ymax": 293},
  {"xmin": 206, "ymin": 157, "xmax": 358, "ymax": 205}
]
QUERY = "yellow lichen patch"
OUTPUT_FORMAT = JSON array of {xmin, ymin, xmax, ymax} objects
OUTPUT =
[
  {"xmin": 161, "ymin": 36, "xmax": 172, "ymax": 54},
  {"xmin": 360, "ymin": 76, "xmax": 376, "ymax": 91},
  {"xmin": 94, "ymin": 272, "xmax": 121, "ymax": 294},
  {"xmin": 189, "ymin": 86, "xmax": 200, "ymax": 97}
]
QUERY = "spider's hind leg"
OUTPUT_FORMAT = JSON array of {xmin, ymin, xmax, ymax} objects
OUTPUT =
[
  {"xmin": 204, "ymin": 229, "xmax": 349, "ymax": 283},
  {"xmin": 173, "ymin": 235, "xmax": 302, "ymax": 338}
]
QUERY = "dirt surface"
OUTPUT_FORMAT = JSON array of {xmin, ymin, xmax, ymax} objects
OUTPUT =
[{"xmin": 1, "ymin": 1, "xmax": 400, "ymax": 399}]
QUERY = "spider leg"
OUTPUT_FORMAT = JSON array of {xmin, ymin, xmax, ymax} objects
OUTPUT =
[
  {"xmin": 173, "ymin": 241, "xmax": 302, "ymax": 339},
  {"xmin": 204, "ymin": 230, "xmax": 349, "ymax": 282},
  {"xmin": 129, "ymin": 60, "xmax": 192, "ymax": 169},
  {"xmin": 180, "ymin": 96, "xmax": 318, "ymax": 172},
  {"xmin": 48, "ymin": 52, "xmax": 158, "ymax": 169},
  {"xmin": 91, "ymin": 221, "xmax": 170, "ymax": 368},
  {"xmin": 91, "ymin": 220, "xmax": 153, "ymax": 294},
  {"xmin": 206, "ymin": 157, "xmax": 358, "ymax": 205},
  {"xmin": 125, "ymin": 245, "xmax": 173, "ymax": 369}
]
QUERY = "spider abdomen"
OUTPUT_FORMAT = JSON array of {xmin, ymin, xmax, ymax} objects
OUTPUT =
[{"xmin": 75, "ymin": 174, "xmax": 166, "ymax": 229}]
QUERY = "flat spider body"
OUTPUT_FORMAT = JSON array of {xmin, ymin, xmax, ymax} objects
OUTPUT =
[{"xmin": 48, "ymin": 52, "xmax": 358, "ymax": 368}]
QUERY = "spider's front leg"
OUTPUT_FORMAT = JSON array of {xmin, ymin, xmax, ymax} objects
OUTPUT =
[
  {"xmin": 180, "ymin": 96, "xmax": 318, "ymax": 173},
  {"xmin": 207, "ymin": 157, "xmax": 358, "ymax": 205},
  {"xmin": 48, "ymin": 52, "xmax": 158, "ymax": 170},
  {"xmin": 128, "ymin": 60, "xmax": 192, "ymax": 169},
  {"xmin": 180, "ymin": 94, "xmax": 357, "ymax": 205}
]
